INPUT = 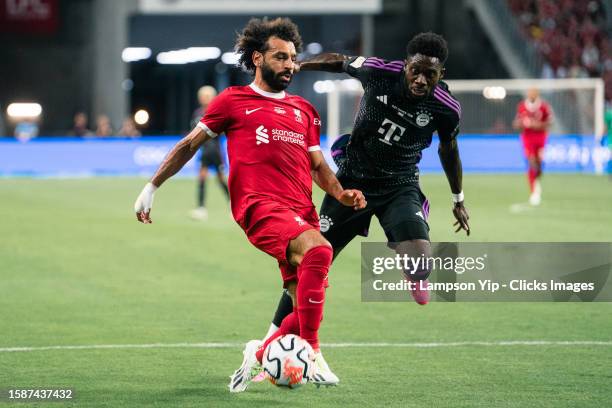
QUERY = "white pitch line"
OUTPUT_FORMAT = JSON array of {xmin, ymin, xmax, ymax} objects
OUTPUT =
[{"xmin": 1, "ymin": 341, "xmax": 611, "ymax": 353}]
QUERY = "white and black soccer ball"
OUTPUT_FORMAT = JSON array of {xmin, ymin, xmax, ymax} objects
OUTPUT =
[{"xmin": 262, "ymin": 334, "xmax": 315, "ymax": 389}]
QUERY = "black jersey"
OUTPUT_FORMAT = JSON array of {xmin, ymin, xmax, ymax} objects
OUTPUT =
[{"xmin": 339, "ymin": 56, "xmax": 461, "ymax": 191}]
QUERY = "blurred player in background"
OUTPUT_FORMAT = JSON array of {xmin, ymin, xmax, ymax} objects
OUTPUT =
[
  {"xmin": 513, "ymin": 88, "xmax": 552, "ymax": 206},
  {"xmin": 190, "ymin": 86, "xmax": 230, "ymax": 221},
  {"xmin": 134, "ymin": 17, "xmax": 366, "ymax": 392},
  {"xmin": 254, "ymin": 32, "xmax": 470, "ymax": 370}
]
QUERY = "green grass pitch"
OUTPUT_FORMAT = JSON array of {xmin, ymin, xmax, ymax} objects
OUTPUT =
[{"xmin": 1, "ymin": 174, "xmax": 611, "ymax": 407}]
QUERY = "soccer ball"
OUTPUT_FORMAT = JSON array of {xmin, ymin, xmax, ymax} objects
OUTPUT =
[{"xmin": 262, "ymin": 334, "xmax": 315, "ymax": 389}]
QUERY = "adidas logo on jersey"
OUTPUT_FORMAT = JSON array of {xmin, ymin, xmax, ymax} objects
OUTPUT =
[
  {"xmin": 376, "ymin": 95, "xmax": 388, "ymax": 105},
  {"xmin": 255, "ymin": 125, "xmax": 269, "ymax": 145}
]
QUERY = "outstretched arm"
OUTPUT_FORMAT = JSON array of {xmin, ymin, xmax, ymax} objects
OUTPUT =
[
  {"xmin": 309, "ymin": 150, "xmax": 366, "ymax": 210},
  {"xmin": 150, "ymin": 127, "xmax": 209, "ymax": 187},
  {"xmin": 438, "ymin": 138, "xmax": 470, "ymax": 235},
  {"xmin": 297, "ymin": 53, "xmax": 350, "ymax": 73},
  {"xmin": 134, "ymin": 126, "xmax": 210, "ymax": 223}
]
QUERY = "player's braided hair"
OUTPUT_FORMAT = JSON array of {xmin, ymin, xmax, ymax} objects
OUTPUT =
[
  {"xmin": 235, "ymin": 17, "xmax": 303, "ymax": 74},
  {"xmin": 406, "ymin": 32, "xmax": 448, "ymax": 64}
]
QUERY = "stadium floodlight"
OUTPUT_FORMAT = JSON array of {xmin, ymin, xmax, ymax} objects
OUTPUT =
[
  {"xmin": 187, "ymin": 47, "xmax": 221, "ymax": 61},
  {"xmin": 340, "ymin": 78, "xmax": 361, "ymax": 91},
  {"xmin": 7, "ymin": 103, "xmax": 42, "ymax": 119},
  {"xmin": 156, "ymin": 47, "xmax": 221, "ymax": 64},
  {"xmin": 313, "ymin": 80, "xmax": 336, "ymax": 94},
  {"xmin": 134, "ymin": 109, "xmax": 149, "ymax": 125},
  {"xmin": 306, "ymin": 42, "xmax": 323, "ymax": 55},
  {"xmin": 313, "ymin": 79, "xmax": 360, "ymax": 94},
  {"xmin": 483, "ymin": 86, "xmax": 507, "ymax": 100},
  {"xmin": 221, "ymin": 52, "xmax": 240, "ymax": 65},
  {"xmin": 122, "ymin": 47, "xmax": 152, "ymax": 63}
]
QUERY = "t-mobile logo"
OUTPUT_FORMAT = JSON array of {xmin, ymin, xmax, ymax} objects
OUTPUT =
[
  {"xmin": 255, "ymin": 125, "xmax": 269, "ymax": 145},
  {"xmin": 377, "ymin": 118, "xmax": 405, "ymax": 145}
]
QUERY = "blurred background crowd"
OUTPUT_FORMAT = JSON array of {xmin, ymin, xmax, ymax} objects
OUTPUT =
[
  {"xmin": 509, "ymin": 0, "xmax": 610, "ymax": 95},
  {"xmin": 0, "ymin": 0, "xmax": 610, "ymax": 139}
]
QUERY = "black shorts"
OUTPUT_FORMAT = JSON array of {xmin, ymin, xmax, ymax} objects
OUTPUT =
[
  {"xmin": 319, "ymin": 178, "xmax": 430, "ymax": 255},
  {"xmin": 200, "ymin": 143, "xmax": 224, "ymax": 169}
]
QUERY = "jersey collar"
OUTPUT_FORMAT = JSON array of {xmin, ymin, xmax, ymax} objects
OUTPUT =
[
  {"xmin": 525, "ymin": 98, "xmax": 541, "ymax": 111},
  {"xmin": 249, "ymin": 82, "xmax": 286, "ymax": 99}
]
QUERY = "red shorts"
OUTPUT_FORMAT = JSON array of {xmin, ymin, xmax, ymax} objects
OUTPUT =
[
  {"xmin": 239, "ymin": 200, "xmax": 320, "ymax": 285},
  {"xmin": 521, "ymin": 134, "xmax": 547, "ymax": 158}
]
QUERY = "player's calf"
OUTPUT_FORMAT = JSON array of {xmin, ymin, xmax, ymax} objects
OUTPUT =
[
  {"xmin": 295, "ymin": 245, "xmax": 333, "ymax": 351},
  {"xmin": 396, "ymin": 239, "xmax": 432, "ymax": 305}
]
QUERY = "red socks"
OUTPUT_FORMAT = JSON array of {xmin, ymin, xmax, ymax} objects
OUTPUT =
[
  {"xmin": 297, "ymin": 245, "xmax": 333, "ymax": 351},
  {"xmin": 256, "ymin": 308, "xmax": 299, "ymax": 363},
  {"xmin": 527, "ymin": 167, "xmax": 537, "ymax": 193},
  {"xmin": 255, "ymin": 245, "xmax": 333, "ymax": 362}
]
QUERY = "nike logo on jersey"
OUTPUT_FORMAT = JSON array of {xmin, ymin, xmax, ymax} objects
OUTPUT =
[
  {"xmin": 308, "ymin": 298, "xmax": 324, "ymax": 304},
  {"xmin": 416, "ymin": 211, "xmax": 424, "ymax": 220},
  {"xmin": 245, "ymin": 107, "xmax": 262, "ymax": 115}
]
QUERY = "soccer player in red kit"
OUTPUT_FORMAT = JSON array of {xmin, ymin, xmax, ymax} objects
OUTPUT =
[
  {"xmin": 513, "ymin": 88, "xmax": 552, "ymax": 206},
  {"xmin": 133, "ymin": 17, "xmax": 366, "ymax": 392}
]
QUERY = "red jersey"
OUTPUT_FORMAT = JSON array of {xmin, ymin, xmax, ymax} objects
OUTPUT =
[
  {"xmin": 516, "ymin": 98, "xmax": 552, "ymax": 140},
  {"xmin": 197, "ymin": 83, "xmax": 321, "ymax": 223}
]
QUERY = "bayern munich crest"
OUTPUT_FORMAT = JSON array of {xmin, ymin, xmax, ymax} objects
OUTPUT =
[
  {"xmin": 319, "ymin": 215, "xmax": 334, "ymax": 232},
  {"xmin": 415, "ymin": 109, "xmax": 433, "ymax": 127}
]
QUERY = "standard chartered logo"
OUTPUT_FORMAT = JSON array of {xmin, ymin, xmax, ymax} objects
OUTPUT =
[
  {"xmin": 255, "ymin": 125, "xmax": 306, "ymax": 147},
  {"xmin": 255, "ymin": 125, "xmax": 269, "ymax": 145}
]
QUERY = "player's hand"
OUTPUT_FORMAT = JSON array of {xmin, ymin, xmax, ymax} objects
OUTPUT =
[
  {"xmin": 336, "ymin": 189, "xmax": 367, "ymax": 210},
  {"xmin": 452, "ymin": 202, "xmax": 470, "ymax": 236},
  {"xmin": 134, "ymin": 182, "xmax": 157, "ymax": 224}
]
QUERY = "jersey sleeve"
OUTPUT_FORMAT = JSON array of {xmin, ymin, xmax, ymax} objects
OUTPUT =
[
  {"xmin": 343, "ymin": 56, "xmax": 405, "ymax": 84},
  {"xmin": 307, "ymin": 106, "xmax": 322, "ymax": 152},
  {"xmin": 434, "ymin": 83, "xmax": 462, "ymax": 142},
  {"xmin": 437, "ymin": 110, "xmax": 461, "ymax": 143},
  {"xmin": 342, "ymin": 56, "xmax": 376, "ymax": 83},
  {"xmin": 197, "ymin": 90, "xmax": 230, "ymax": 137}
]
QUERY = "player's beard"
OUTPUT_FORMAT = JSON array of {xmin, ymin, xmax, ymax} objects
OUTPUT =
[{"xmin": 261, "ymin": 62, "xmax": 292, "ymax": 92}]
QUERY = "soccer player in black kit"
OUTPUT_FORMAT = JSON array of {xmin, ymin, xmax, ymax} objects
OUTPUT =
[
  {"xmin": 254, "ymin": 33, "xmax": 471, "ymax": 383},
  {"xmin": 189, "ymin": 86, "xmax": 230, "ymax": 221}
]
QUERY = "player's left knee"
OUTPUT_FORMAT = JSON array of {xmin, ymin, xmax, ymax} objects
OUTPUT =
[
  {"xmin": 289, "ymin": 229, "xmax": 332, "ymax": 266},
  {"xmin": 299, "ymin": 245, "xmax": 333, "ymax": 280},
  {"xmin": 303, "ymin": 245, "xmax": 333, "ymax": 267}
]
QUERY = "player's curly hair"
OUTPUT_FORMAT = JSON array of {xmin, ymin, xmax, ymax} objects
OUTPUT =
[
  {"xmin": 235, "ymin": 17, "xmax": 303, "ymax": 74},
  {"xmin": 406, "ymin": 32, "xmax": 448, "ymax": 64}
]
